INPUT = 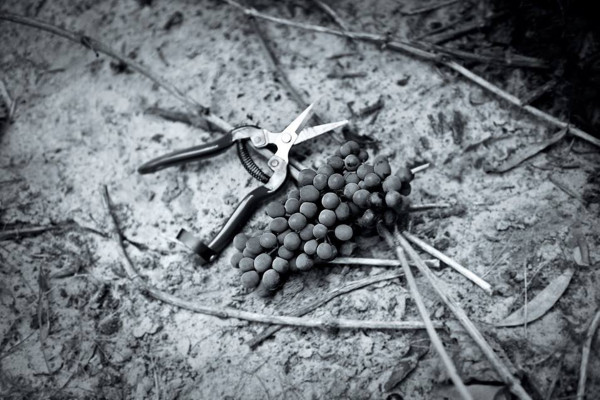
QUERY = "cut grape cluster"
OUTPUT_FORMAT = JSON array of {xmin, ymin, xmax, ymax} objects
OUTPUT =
[{"xmin": 230, "ymin": 140, "xmax": 414, "ymax": 294}]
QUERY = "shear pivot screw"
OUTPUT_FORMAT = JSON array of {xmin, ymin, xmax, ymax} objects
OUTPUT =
[
  {"xmin": 282, "ymin": 133, "xmax": 292, "ymax": 143},
  {"xmin": 270, "ymin": 159, "xmax": 280, "ymax": 168}
]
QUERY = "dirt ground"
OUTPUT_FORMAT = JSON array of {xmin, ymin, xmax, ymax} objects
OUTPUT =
[{"xmin": 1, "ymin": 0, "xmax": 599, "ymax": 399}]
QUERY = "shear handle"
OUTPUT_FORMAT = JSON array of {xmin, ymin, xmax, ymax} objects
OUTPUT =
[
  {"xmin": 138, "ymin": 132, "xmax": 234, "ymax": 174},
  {"xmin": 179, "ymin": 185, "xmax": 272, "ymax": 264}
]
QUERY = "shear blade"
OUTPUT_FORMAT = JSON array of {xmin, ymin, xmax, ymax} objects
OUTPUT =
[{"xmin": 295, "ymin": 120, "xmax": 349, "ymax": 144}]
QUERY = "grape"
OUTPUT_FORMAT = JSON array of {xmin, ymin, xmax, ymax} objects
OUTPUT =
[
  {"xmin": 239, "ymin": 257, "xmax": 255, "ymax": 271},
  {"xmin": 347, "ymin": 140, "xmax": 360, "ymax": 154},
  {"xmin": 339, "ymin": 142, "xmax": 353, "ymax": 157},
  {"xmin": 322, "ymin": 192, "xmax": 340, "ymax": 209},
  {"xmin": 317, "ymin": 164, "xmax": 334, "ymax": 177},
  {"xmin": 374, "ymin": 158, "xmax": 391, "ymax": 178},
  {"xmin": 270, "ymin": 217, "xmax": 288, "ymax": 233},
  {"xmin": 385, "ymin": 191, "xmax": 402, "ymax": 208},
  {"xmin": 313, "ymin": 174, "xmax": 328, "ymax": 190},
  {"xmin": 278, "ymin": 246, "xmax": 295, "ymax": 260},
  {"xmin": 241, "ymin": 271, "xmax": 260, "ymax": 288},
  {"xmin": 348, "ymin": 202, "xmax": 361, "ymax": 217},
  {"xmin": 277, "ymin": 229, "xmax": 290, "ymax": 244},
  {"xmin": 344, "ymin": 172, "xmax": 360, "ymax": 184},
  {"xmin": 316, "ymin": 242, "xmax": 334, "ymax": 260},
  {"xmin": 318, "ymin": 209, "xmax": 337, "ymax": 227},
  {"xmin": 364, "ymin": 172, "xmax": 381, "ymax": 188},
  {"xmin": 261, "ymin": 269, "xmax": 281, "ymax": 289},
  {"xmin": 296, "ymin": 253, "xmax": 314, "ymax": 271},
  {"xmin": 340, "ymin": 241, "xmax": 357, "ymax": 256},
  {"xmin": 272, "ymin": 257, "xmax": 289, "ymax": 274},
  {"xmin": 335, "ymin": 202, "xmax": 351, "ymax": 221},
  {"xmin": 266, "ymin": 202, "xmax": 285, "ymax": 218},
  {"xmin": 344, "ymin": 154, "xmax": 360, "ymax": 171},
  {"xmin": 357, "ymin": 209, "xmax": 376, "ymax": 227},
  {"xmin": 259, "ymin": 232, "xmax": 277, "ymax": 248},
  {"xmin": 313, "ymin": 224, "xmax": 328, "ymax": 239},
  {"xmin": 357, "ymin": 164, "xmax": 374, "ymax": 179},
  {"xmin": 298, "ymin": 169, "xmax": 317, "ymax": 186},
  {"xmin": 304, "ymin": 239, "xmax": 318, "ymax": 255},
  {"xmin": 300, "ymin": 185, "xmax": 320, "ymax": 202},
  {"xmin": 254, "ymin": 253, "xmax": 272, "ymax": 273},
  {"xmin": 395, "ymin": 166, "xmax": 414, "ymax": 183},
  {"xmin": 233, "ymin": 233, "xmax": 248, "ymax": 251},
  {"xmin": 243, "ymin": 248, "xmax": 259, "ymax": 258},
  {"xmin": 283, "ymin": 232, "xmax": 301, "ymax": 251},
  {"xmin": 288, "ymin": 188, "xmax": 300, "ymax": 200},
  {"xmin": 383, "ymin": 209, "xmax": 397, "ymax": 225},
  {"xmin": 285, "ymin": 198, "xmax": 300, "ymax": 214},
  {"xmin": 230, "ymin": 252, "xmax": 243, "ymax": 268},
  {"xmin": 382, "ymin": 175, "xmax": 402, "ymax": 192},
  {"xmin": 400, "ymin": 182, "xmax": 412, "ymax": 196},
  {"xmin": 328, "ymin": 174, "xmax": 345, "ymax": 190},
  {"xmin": 358, "ymin": 149, "xmax": 369, "ymax": 162},
  {"xmin": 288, "ymin": 213, "xmax": 307, "ymax": 231},
  {"xmin": 299, "ymin": 202, "xmax": 318, "ymax": 218},
  {"xmin": 299, "ymin": 223, "xmax": 315, "ymax": 241},
  {"xmin": 289, "ymin": 256, "xmax": 298, "ymax": 272},
  {"xmin": 327, "ymin": 156, "xmax": 344, "ymax": 171},
  {"xmin": 352, "ymin": 189, "xmax": 370, "ymax": 208},
  {"xmin": 334, "ymin": 224, "xmax": 353, "ymax": 241},
  {"xmin": 343, "ymin": 182, "xmax": 360, "ymax": 199},
  {"xmin": 246, "ymin": 237, "xmax": 263, "ymax": 253},
  {"xmin": 369, "ymin": 192, "xmax": 384, "ymax": 208}
]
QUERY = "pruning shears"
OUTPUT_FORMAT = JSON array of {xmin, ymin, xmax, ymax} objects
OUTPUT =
[{"xmin": 138, "ymin": 103, "xmax": 348, "ymax": 264}]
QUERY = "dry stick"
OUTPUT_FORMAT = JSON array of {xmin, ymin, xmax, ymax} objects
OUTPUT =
[
  {"xmin": 379, "ymin": 226, "xmax": 473, "ymax": 400},
  {"xmin": 577, "ymin": 309, "xmax": 600, "ymax": 400},
  {"xmin": 222, "ymin": 2, "xmax": 600, "ymax": 148},
  {"xmin": 407, "ymin": 203, "xmax": 451, "ymax": 212},
  {"xmin": 394, "ymin": 230, "xmax": 533, "ymax": 400},
  {"xmin": 100, "ymin": 185, "xmax": 434, "ymax": 332},
  {"xmin": 402, "ymin": 231, "xmax": 493, "ymax": 295},
  {"xmin": 248, "ymin": 270, "xmax": 407, "ymax": 348},
  {"xmin": 325, "ymin": 257, "xmax": 439, "ymax": 268},
  {"xmin": 312, "ymin": 0, "xmax": 353, "ymax": 38},
  {"xmin": 401, "ymin": 0, "xmax": 459, "ymax": 15}
]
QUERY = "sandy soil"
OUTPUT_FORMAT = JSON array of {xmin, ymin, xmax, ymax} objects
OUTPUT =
[{"xmin": 1, "ymin": 1, "xmax": 599, "ymax": 399}]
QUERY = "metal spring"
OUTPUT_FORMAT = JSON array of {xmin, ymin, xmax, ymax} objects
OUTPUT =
[{"xmin": 237, "ymin": 139, "xmax": 269, "ymax": 183}]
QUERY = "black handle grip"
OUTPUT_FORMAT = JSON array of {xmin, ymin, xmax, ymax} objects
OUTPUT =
[
  {"xmin": 138, "ymin": 133, "xmax": 234, "ymax": 174},
  {"xmin": 207, "ymin": 185, "xmax": 272, "ymax": 257},
  {"xmin": 180, "ymin": 186, "xmax": 272, "ymax": 264}
]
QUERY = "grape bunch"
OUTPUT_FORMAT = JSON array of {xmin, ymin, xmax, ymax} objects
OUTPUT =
[{"xmin": 230, "ymin": 140, "xmax": 414, "ymax": 294}]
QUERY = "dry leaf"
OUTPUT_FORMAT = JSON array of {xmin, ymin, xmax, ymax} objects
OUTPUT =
[
  {"xmin": 572, "ymin": 233, "xmax": 591, "ymax": 267},
  {"xmin": 496, "ymin": 269, "xmax": 574, "ymax": 327}
]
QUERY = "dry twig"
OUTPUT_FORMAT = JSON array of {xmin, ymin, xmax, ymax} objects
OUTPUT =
[
  {"xmin": 101, "ymin": 185, "xmax": 435, "ymax": 333},
  {"xmin": 248, "ymin": 270, "xmax": 406, "ymax": 348},
  {"xmin": 221, "ymin": 1, "xmax": 600, "ymax": 148},
  {"xmin": 400, "ymin": 0, "xmax": 459, "ymax": 16},
  {"xmin": 325, "ymin": 257, "xmax": 439, "ymax": 268},
  {"xmin": 394, "ymin": 230, "xmax": 533, "ymax": 400},
  {"xmin": 577, "ymin": 309, "xmax": 600, "ymax": 400},
  {"xmin": 379, "ymin": 225, "xmax": 472, "ymax": 400},
  {"xmin": 402, "ymin": 231, "xmax": 493, "ymax": 295}
]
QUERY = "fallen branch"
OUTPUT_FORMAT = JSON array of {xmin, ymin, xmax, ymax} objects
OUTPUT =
[
  {"xmin": 248, "ymin": 270, "xmax": 406, "ymax": 348},
  {"xmin": 325, "ymin": 257, "xmax": 439, "ymax": 268},
  {"xmin": 221, "ymin": 1, "xmax": 600, "ymax": 148},
  {"xmin": 394, "ymin": 230, "xmax": 533, "ymax": 400},
  {"xmin": 402, "ymin": 231, "xmax": 493, "ymax": 295},
  {"xmin": 407, "ymin": 203, "xmax": 451, "ymax": 212},
  {"xmin": 577, "ymin": 309, "xmax": 600, "ymax": 400},
  {"xmin": 101, "ymin": 185, "xmax": 436, "ymax": 333},
  {"xmin": 379, "ymin": 225, "xmax": 472, "ymax": 400}
]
